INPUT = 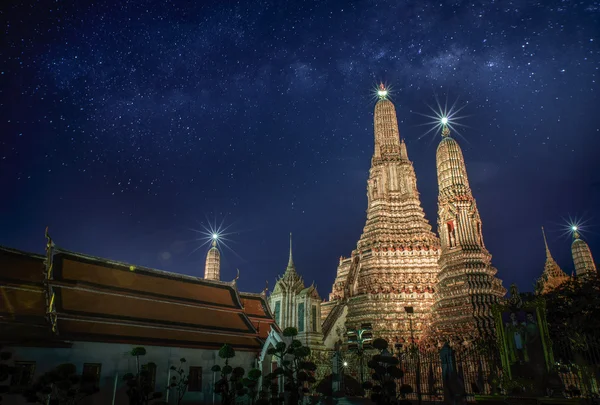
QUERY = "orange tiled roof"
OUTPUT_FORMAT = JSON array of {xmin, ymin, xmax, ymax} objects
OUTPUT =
[
  {"xmin": 240, "ymin": 292, "xmax": 280, "ymax": 340},
  {"xmin": 0, "ymin": 245, "xmax": 275, "ymax": 351}
]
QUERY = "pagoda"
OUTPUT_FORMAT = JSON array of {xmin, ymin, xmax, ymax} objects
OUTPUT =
[
  {"xmin": 535, "ymin": 227, "xmax": 569, "ymax": 294},
  {"xmin": 204, "ymin": 238, "xmax": 221, "ymax": 280},
  {"xmin": 431, "ymin": 123, "xmax": 505, "ymax": 340},
  {"xmin": 571, "ymin": 227, "xmax": 597, "ymax": 278},
  {"xmin": 322, "ymin": 84, "xmax": 441, "ymax": 344}
]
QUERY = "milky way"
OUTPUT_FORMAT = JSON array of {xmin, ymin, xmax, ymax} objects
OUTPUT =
[{"xmin": 1, "ymin": 0, "xmax": 599, "ymax": 294}]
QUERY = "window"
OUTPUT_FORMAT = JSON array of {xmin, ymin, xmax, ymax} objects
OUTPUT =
[
  {"xmin": 11, "ymin": 362, "xmax": 36, "ymax": 387},
  {"xmin": 312, "ymin": 305, "xmax": 317, "ymax": 332},
  {"xmin": 298, "ymin": 303, "xmax": 305, "ymax": 332},
  {"xmin": 82, "ymin": 363, "xmax": 102, "ymax": 387},
  {"xmin": 142, "ymin": 363, "xmax": 157, "ymax": 391},
  {"xmin": 274, "ymin": 301, "xmax": 281, "ymax": 325},
  {"xmin": 188, "ymin": 366, "xmax": 202, "ymax": 392}
]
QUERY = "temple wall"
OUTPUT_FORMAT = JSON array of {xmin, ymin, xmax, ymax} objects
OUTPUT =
[{"xmin": 2, "ymin": 341, "xmax": 257, "ymax": 405}]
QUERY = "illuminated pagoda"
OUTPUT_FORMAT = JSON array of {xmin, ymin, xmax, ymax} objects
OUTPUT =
[
  {"xmin": 535, "ymin": 227, "xmax": 569, "ymax": 294},
  {"xmin": 322, "ymin": 84, "xmax": 441, "ymax": 345},
  {"xmin": 431, "ymin": 122, "xmax": 505, "ymax": 340},
  {"xmin": 268, "ymin": 234, "xmax": 324, "ymax": 348},
  {"xmin": 204, "ymin": 237, "xmax": 221, "ymax": 280},
  {"xmin": 571, "ymin": 227, "xmax": 597, "ymax": 278}
]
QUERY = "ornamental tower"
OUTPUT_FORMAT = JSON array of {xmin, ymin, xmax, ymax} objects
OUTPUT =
[
  {"xmin": 571, "ymin": 229, "xmax": 597, "ymax": 278},
  {"xmin": 323, "ymin": 85, "xmax": 441, "ymax": 343},
  {"xmin": 432, "ymin": 124, "xmax": 505, "ymax": 339},
  {"xmin": 269, "ymin": 234, "xmax": 323, "ymax": 347},
  {"xmin": 204, "ymin": 240, "xmax": 221, "ymax": 280},
  {"xmin": 536, "ymin": 227, "xmax": 569, "ymax": 294}
]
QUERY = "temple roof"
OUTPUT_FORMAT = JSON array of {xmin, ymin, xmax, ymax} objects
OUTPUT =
[
  {"xmin": 0, "ymin": 244, "xmax": 275, "ymax": 351},
  {"xmin": 239, "ymin": 292, "xmax": 280, "ymax": 340}
]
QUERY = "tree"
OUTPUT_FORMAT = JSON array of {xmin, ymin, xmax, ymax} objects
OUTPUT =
[
  {"xmin": 212, "ymin": 344, "xmax": 248, "ymax": 405},
  {"xmin": 0, "ymin": 348, "xmax": 14, "ymax": 403},
  {"xmin": 167, "ymin": 358, "xmax": 188, "ymax": 405},
  {"xmin": 263, "ymin": 327, "xmax": 317, "ymax": 405},
  {"xmin": 23, "ymin": 363, "xmax": 99, "ymax": 405},
  {"xmin": 122, "ymin": 347, "xmax": 162, "ymax": 405},
  {"xmin": 545, "ymin": 274, "xmax": 600, "ymax": 346},
  {"xmin": 362, "ymin": 338, "xmax": 412, "ymax": 405}
]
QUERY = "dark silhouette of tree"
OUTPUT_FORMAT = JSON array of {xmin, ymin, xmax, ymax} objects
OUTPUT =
[
  {"xmin": 22, "ymin": 363, "xmax": 99, "ymax": 405},
  {"xmin": 122, "ymin": 347, "xmax": 162, "ymax": 405},
  {"xmin": 167, "ymin": 358, "xmax": 188, "ymax": 405},
  {"xmin": 545, "ymin": 273, "xmax": 600, "ymax": 346},
  {"xmin": 212, "ymin": 344, "xmax": 262, "ymax": 405},
  {"xmin": 263, "ymin": 327, "xmax": 317, "ymax": 405},
  {"xmin": 243, "ymin": 368, "xmax": 262, "ymax": 405},
  {"xmin": 0, "ymin": 348, "xmax": 14, "ymax": 403},
  {"xmin": 362, "ymin": 338, "xmax": 412, "ymax": 405}
]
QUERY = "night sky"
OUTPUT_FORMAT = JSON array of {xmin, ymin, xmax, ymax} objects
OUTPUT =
[{"xmin": 1, "ymin": 0, "xmax": 599, "ymax": 297}]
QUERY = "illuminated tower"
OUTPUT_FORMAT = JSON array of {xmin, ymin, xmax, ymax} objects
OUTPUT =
[
  {"xmin": 323, "ymin": 84, "xmax": 441, "ymax": 343},
  {"xmin": 204, "ymin": 239, "xmax": 221, "ymax": 280},
  {"xmin": 571, "ymin": 228, "xmax": 597, "ymax": 278},
  {"xmin": 536, "ymin": 227, "xmax": 569, "ymax": 294},
  {"xmin": 432, "ymin": 123, "xmax": 505, "ymax": 339}
]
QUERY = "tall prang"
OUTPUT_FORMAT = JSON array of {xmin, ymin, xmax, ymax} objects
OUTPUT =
[
  {"xmin": 536, "ymin": 227, "xmax": 569, "ymax": 294},
  {"xmin": 571, "ymin": 229, "xmax": 597, "ymax": 278},
  {"xmin": 322, "ymin": 84, "xmax": 441, "ymax": 345},
  {"xmin": 204, "ymin": 240, "xmax": 221, "ymax": 280},
  {"xmin": 432, "ymin": 124, "xmax": 505, "ymax": 340}
]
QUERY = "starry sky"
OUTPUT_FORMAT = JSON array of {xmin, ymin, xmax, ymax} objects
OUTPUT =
[{"xmin": 1, "ymin": 0, "xmax": 599, "ymax": 296}]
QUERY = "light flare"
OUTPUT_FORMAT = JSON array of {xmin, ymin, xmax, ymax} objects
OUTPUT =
[
  {"xmin": 553, "ymin": 215, "xmax": 594, "ymax": 240},
  {"xmin": 371, "ymin": 82, "xmax": 394, "ymax": 102},
  {"xmin": 413, "ymin": 93, "xmax": 471, "ymax": 143},
  {"xmin": 188, "ymin": 217, "xmax": 239, "ymax": 258}
]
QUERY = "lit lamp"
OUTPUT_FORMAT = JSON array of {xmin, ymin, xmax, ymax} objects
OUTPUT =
[{"xmin": 347, "ymin": 323, "xmax": 373, "ymax": 386}]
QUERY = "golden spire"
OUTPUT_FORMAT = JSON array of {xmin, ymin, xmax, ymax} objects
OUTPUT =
[
  {"xmin": 571, "ymin": 228, "xmax": 597, "ymax": 278},
  {"xmin": 377, "ymin": 83, "xmax": 388, "ymax": 100},
  {"xmin": 441, "ymin": 123, "xmax": 450, "ymax": 138},
  {"xmin": 436, "ymin": 125, "xmax": 471, "ymax": 199},
  {"xmin": 541, "ymin": 226, "xmax": 552, "ymax": 259},
  {"xmin": 373, "ymin": 84, "xmax": 401, "ymax": 158},
  {"xmin": 537, "ymin": 226, "xmax": 568, "ymax": 294}
]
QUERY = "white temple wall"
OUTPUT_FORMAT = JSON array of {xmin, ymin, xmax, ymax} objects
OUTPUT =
[{"xmin": 2, "ymin": 341, "xmax": 257, "ymax": 405}]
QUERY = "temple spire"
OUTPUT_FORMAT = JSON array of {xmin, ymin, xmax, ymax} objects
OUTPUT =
[
  {"xmin": 204, "ymin": 241, "xmax": 221, "ymax": 281},
  {"xmin": 571, "ymin": 227, "xmax": 597, "ymax": 278},
  {"xmin": 536, "ymin": 226, "xmax": 569, "ymax": 294},
  {"xmin": 288, "ymin": 232, "xmax": 294, "ymax": 269},
  {"xmin": 541, "ymin": 226, "xmax": 552, "ymax": 259},
  {"xmin": 373, "ymin": 85, "xmax": 402, "ymax": 158},
  {"xmin": 441, "ymin": 123, "xmax": 450, "ymax": 138},
  {"xmin": 433, "ymin": 125, "xmax": 505, "ymax": 337}
]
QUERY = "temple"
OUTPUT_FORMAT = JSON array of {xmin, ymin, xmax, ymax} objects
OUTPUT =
[
  {"xmin": 0, "ymin": 233, "xmax": 278, "ymax": 404},
  {"xmin": 321, "ymin": 85, "xmax": 442, "ymax": 346}
]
